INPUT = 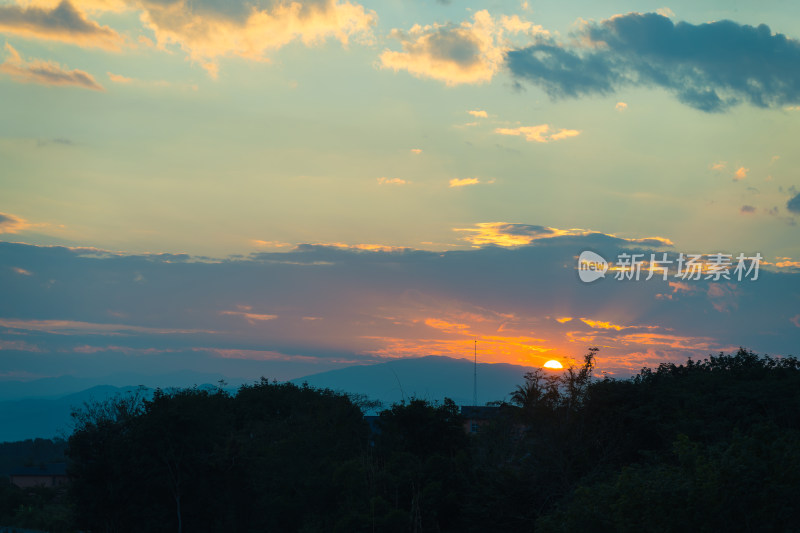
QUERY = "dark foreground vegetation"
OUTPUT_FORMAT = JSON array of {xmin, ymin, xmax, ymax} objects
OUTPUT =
[
  {"xmin": 0, "ymin": 439, "xmax": 69, "ymax": 531},
  {"xmin": 2, "ymin": 348, "xmax": 800, "ymax": 532}
]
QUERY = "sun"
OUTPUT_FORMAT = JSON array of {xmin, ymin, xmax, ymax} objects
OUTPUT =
[{"xmin": 543, "ymin": 360, "xmax": 563, "ymax": 369}]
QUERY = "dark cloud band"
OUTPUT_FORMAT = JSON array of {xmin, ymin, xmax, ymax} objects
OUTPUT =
[
  {"xmin": 507, "ymin": 13, "xmax": 800, "ymax": 112},
  {"xmin": 788, "ymin": 192, "xmax": 800, "ymax": 214}
]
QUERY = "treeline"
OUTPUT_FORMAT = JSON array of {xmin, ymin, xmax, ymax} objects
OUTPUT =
[
  {"xmin": 480, "ymin": 348, "xmax": 800, "ymax": 532},
  {"xmin": 0, "ymin": 438, "xmax": 70, "ymax": 531},
  {"xmin": 0, "ymin": 439, "xmax": 67, "ymax": 477},
  {"xmin": 0, "ymin": 478, "xmax": 71, "ymax": 532},
  {"xmin": 4, "ymin": 348, "xmax": 800, "ymax": 532}
]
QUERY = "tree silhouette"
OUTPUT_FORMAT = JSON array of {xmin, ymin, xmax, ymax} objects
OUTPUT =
[{"xmin": 58, "ymin": 348, "xmax": 800, "ymax": 533}]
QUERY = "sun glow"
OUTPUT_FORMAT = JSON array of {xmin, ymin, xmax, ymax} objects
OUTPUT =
[{"xmin": 543, "ymin": 360, "xmax": 563, "ymax": 369}]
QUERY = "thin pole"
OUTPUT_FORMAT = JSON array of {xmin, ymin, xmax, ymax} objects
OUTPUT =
[{"xmin": 473, "ymin": 340, "xmax": 478, "ymax": 406}]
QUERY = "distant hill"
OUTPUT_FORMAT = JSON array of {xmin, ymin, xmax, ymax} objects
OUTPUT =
[
  {"xmin": 0, "ymin": 371, "xmax": 245, "ymax": 402},
  {"xmin": 0, "ymin": 357, "xmax": 536, "ymax": 441},
  {"xmin": 0, "ymin": 373, "xmax": 246, "ymax": 443},
  {"xmin": 291, "ymin": 355, "xmax": 535, "ymax": 410},
  {"xmin": 0, "ymin": 385, "xmax": 144, "ymax": 443}
]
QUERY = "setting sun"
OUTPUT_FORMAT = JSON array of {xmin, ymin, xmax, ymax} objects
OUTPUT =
[{"xmin": 543, "ymin": 360, "xmax": 564, "ymax": 369}]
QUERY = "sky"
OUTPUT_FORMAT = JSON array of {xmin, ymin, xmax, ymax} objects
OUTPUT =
[{"xmin": 1, "ymin": 0, "xmax": 799, "ymax": 383}]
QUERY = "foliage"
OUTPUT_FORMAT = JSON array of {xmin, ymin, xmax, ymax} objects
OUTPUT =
[
  {"xmin": 537, "ymin": 426, "xmax": 800, "ymax": 533},
  {"xmin": 51, "ymin": 347, "xmax": 800, "ymax": 532},
  {"xmin": 0, "ymin": 438, "xmax": 68, "ymax": 477},
  {"xmin": 67, "ymin": 381, "xmax": 369, "ymax": 532},
  {"xmin": 369, "ymin": 398, "xmax": 470, "ymax": 532},
  {"xmin": 0, "ymin": 477, "xmax": 73, "ymax": 532}
]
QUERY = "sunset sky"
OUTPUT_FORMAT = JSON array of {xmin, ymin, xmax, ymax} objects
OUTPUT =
[{"xmin": 1, "ymin": 0, "xmax": 799, "ymax": 382}]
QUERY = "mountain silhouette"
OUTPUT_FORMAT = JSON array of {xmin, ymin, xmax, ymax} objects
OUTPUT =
[{"xmin": 291, "ymin": 355, "xmax": 534, "ymax": 409}]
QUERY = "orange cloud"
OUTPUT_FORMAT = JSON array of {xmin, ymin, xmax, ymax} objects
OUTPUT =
[
  {"xmin": 201, "ymin": 347, "xmax": 330, "ymax": 363},
  {"xmin": 734, "ymin": 166, "xmax": 749, "ymax": 180},
  {"xmin": 22, "ymin": 0, "xmax": 131, "ymax": 14},
  {"xmin": 0, "ymin": 318, "xmax": 210, "ymax": 335},
  {"xmin": 0, "ymin": 211, "xmax": 32, "ymax": 234},
  {"xmin": 0, "ymin": 43, "xmax": 103, "ymax": 90},
  {"xmin": 453, "ymin": 222, "xmax": 674, "ymax": 248},
  {"xmin": 449, "ymin": 177, "xmax": 480, "ymax": 187},
  {"xmin": 0, "ymin": 339, "xmax": 41, "ymax": 352},
  {"xmin": 706, "ymin": 283, "xmax": 739, "ymax": 313},
  {"xmin": 252, "ymin": 239, "xmax": 293, "ymax": 248},
  {"xmin": 499, "ymin": 13, "xmax": 545, "ymax": 35},
  {"xmin": 220, "ymin": 309, "xmax": 279, "ymax": 324},
  {"xmin": 619, "ymin": 332, "xmax": 715, "ymax": 350},
  {"xmin": 313, "ymin": 242, "xmax": 408, "ymax": 252},
  {"xmin": 361, "ymin": 335, "xmax": 554, "ymax": 367},
  {"xmin": 136, "ymin": 0, "xmax": 376, "ymax": 77},
  {"xmin": 580, "ymin": 318, "xmax": 626, "ymax": 331},
  {"xmin": 104, "ymin": 73, "xmax": 189, "ymax": 89},
  {"xmin": 380, "ymin": 10, "xmax": 541, "ymax": 86},
  {"xmin": 468, "ymin": 109, "xmax": 488, "ymax": 118},
  {"xmin": 356, "ymin": 295, "xmax": 569, "ymax": 368},
  {"xmin": 424, "ymin": 318, "xmax": 471, "ymax": 334},
  {"xmin": 106, "ymin": 71, "xmax": 132, "ymax": 83},
  {"xmin": 494, "ymin": 124, "xmax": 581, "ymax": 143},
  {"xmin": 668, "ymin": 280, "xmax": 694, "ymax": 293},
  {"xmin": 377, "ymin": 177, "xmax": 407, "ymax": 185},
  {"xmin": 0, "ymin": 0, "xmax": 123, "ymax": 50},
  {"xmin": 72, "ymin": 344, "xmax": 180, "ymax": 355}
]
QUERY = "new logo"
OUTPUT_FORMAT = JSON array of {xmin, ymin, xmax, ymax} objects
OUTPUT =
[{"xmin": 578, "ymin": 251, "xmax": 608, "ymax": 283}]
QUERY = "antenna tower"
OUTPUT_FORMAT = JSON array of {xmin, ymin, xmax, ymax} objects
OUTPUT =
[{"xmin": 473, "ymin": 339, "xmax": 478, "ymax": 406}]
